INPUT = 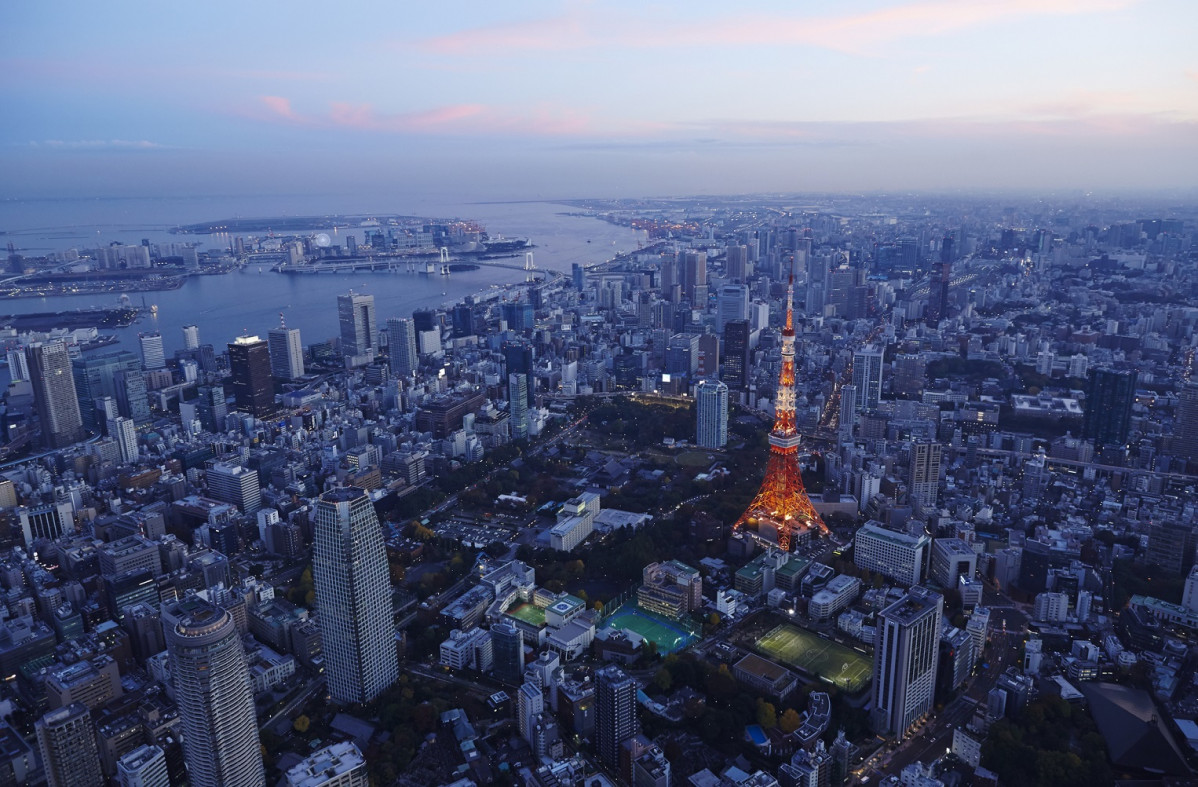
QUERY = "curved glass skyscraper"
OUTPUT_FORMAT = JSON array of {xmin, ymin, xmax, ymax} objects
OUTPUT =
[
  {"xmin": 162, "ymin": 597, "xmax": 264, "ymax": 787},
  {"xmin": 313, "ymin": 487, "xmax": 399, "ymax": 704}
]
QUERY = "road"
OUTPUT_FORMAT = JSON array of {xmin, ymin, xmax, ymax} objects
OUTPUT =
[{"xmin": 261, "ymin": 675, "xmax": 325, "ymax": 735}]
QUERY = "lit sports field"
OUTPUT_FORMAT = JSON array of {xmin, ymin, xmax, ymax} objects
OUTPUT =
[
  {"xmin": 505, "ymin": 603, "xmax": 546, "ymax": 626},
  {"xmin": 601, "ymin": 607, "xmax": 696, "ymax": 654},
  {"xmin": 756, "ymin": 624, "xmax": 871, "ymax": 693}
]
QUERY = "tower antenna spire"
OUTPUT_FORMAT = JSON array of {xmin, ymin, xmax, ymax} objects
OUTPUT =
[{"xmin": 733, "ymin": 254, "xmax": 827, "ymax": 551}]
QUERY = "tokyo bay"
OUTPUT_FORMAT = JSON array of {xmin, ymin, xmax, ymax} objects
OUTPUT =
[{"xmin": 0, "ymin": 195, "xmax": 649, "ymax": 362}]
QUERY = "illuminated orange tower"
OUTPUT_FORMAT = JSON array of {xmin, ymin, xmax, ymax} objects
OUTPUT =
[{"xmin": 733, "ymin": 270, "xmax": 828, "ymax": 551}]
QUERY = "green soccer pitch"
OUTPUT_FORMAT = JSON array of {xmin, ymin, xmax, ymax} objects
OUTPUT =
[{"xmin": 756, "ymin": 623, "xmax": 872, "ymax": 694}]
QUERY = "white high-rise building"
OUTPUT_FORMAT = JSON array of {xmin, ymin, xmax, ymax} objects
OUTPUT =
[
  {"xmin": 162, "ymin": 597, "xmax": 265, "ymax": 787},
  {"xmin": 313, "ymin": 487, "xmax": 399, "ymax": 704},
  {"xmin": 181, "ymin": 325, "xmax": 200, "ymax": 351},
  {"xmin": 206, "ymin": 461, "xmax": 261, "ymax": 514},
  {"xmin": 139, "ymin": 333, "xmax": 165, "ymax": 370},
  {"xmin": 283, "ymin": 742, "xmax": 368, "ymax": 787},
  {"xmin": 509, "ymin": 373, "xmax": 529, "ymax": 440},
  {"xmin": 268, "ymin": 325, "xmax": 305, "ymax": 380},
  {"xmin": 854, "ymin": 521, "xmax": 930, "ymax": 586},
  {"xmin": 386, "ymin": 318, "xmax": 418, "ymax": 378},
  {"xmin": 851, "ymin": 346, "xmax": 884, "ymax": 412},
  {"xmin": 108, "ymin": 416, "xmax": 138, "ymax": 464},
  {"xmin": 871, "ymin": 586, "xmax": 943, "ymax": 737},
  {"xmin": 6, "ymin": 347, "xmax": 29, "ymax": 382},
  {"xmin": 696, "ymin": 379, "xmax": 729, "ymax": 449},
  {"xmin": 117, "ymin": 744, "xmax": 169, "ymax": 787}
]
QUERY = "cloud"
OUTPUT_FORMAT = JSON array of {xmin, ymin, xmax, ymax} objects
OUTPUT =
[
  {"xmin": 416, "ymin": 0, "xmax": 1136, "ymax": 56},
  {"xmin": 248, "ymin": 95, "xmax": 620, "ymax": 137},
  {"xmin": 30, "ymin": 139, "xmax": 166, "ymax": 150}
]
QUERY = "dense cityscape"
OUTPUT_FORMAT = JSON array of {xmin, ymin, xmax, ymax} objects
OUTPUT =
[{"xmin": 0, "ymin": 192, "xmax": 1195, "ymax": 787}]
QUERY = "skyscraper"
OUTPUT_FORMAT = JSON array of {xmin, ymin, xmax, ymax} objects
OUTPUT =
[
  {"xmin": 386, "ymin": 317, "xmax": 417, "ymax": 378},
  {"xmin": 313, "ymin": 487, "xmax": 399, "ymax": 704},
  {"xmin": 682, "ymin": 251, "xmax": 707, "ymax": 305},
  {"xmin": 595, "ymin": 665, "xmax": 639, "ymax": 767},
  {"xmin": 109, "ymin": 416, "xmax": 138, "ymax": 465},
  {"xmin": 717, "ymin": 284, "xmax": 749, "ymax": 333},
  {"xmin": 696, "ymin": 379, "xmax": 729, "ymax": 449},
  {"xmin": 35, "ymin": 703, "xmax": 103, "ymax": 787},
  {"xmin": 1083, "ymin": 368, "xmax": 1136, "ymax": 448},
  {"xmin": 28, "ymin": 341, "xmax": 85, "ymax": 449},
  {"xmin": 268, "ymin": 321, "xmax": 305, "ymax": 381},
  {"xmin": 206, "ymin": 461, "xmax": 262, "ymax": 514},
  {"xmin": 73, "ymin": 350, "xmax": 150, "ymax": 429},
  {"xmin": 871, "ymin": 586, "xmax": 943, "ymax": 737},
  {"xmin": 503, "ymin": 341, "xmax": 535, "ymax": 406},
  {"xmin": 227, "ymin": 336, "xmax": 274, "ymax": 417},
  {"xmin": 181, "ymin": 324, "xmax": 200, "ymax": 351},
  {"xmin": 491, "ymin": 622, "xmax": 524, "ymax": 684},
  {"xmin": 721, "ymin": 319, "xmax": 751, "ymax": 390},
  {"xmin": 908, "ymin": 441, "xmax": 942, "ymax": 510},
  {"xmin": 161, "ymin": 597, "xmax": 264, "ymax": 787},
  {"xmin": 139, "ymin": 332, "xmax": 165, "ymax": 370},
  {"xmin": 726, "ymin": 244, "xmax": 749, "ymax": 282},
  {"xmin": 338, "ymin": 292, "xmax": 377, "ymax": 366},
  {"xmin": 509, "ymin": 373, "xmax": 529, "ymax": 440},
  {"xmin": 851, "ymin": 346, "xmax": 885, "ymax": 413}
]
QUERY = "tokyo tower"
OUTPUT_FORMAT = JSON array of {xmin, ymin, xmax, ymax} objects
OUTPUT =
[{"xmin": 733, "ymin": 269, "xmax": 828, "ymax": 551}]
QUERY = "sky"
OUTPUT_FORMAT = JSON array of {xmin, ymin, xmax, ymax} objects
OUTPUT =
[{"xmin": 2, "ymin": 0, "xmax": 1196, "ymax": 201}]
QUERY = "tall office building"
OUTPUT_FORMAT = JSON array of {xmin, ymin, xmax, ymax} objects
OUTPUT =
[
  {"xmin": 721, "ymin": 319, "xmax": 751, "ymax": 389},
  {"xmin": 1083, "ymin": 368, "xmax": 1136, "ymax": 448},
  {"xmin": 73, "ymin": 350, "xmax": 150, "ymax": 429},
  {"xmin": 726, "ymin": 244, "xmax": 749, "ymax": 282},
  {"xmin": 851, "ymin": 346, "xmax": 885, "ymax": 413},
  {"xmin": 28, "ymin": 341, "xmax": 86, "ymax": 449},
  {"xmin": 1174, "ymin": 385, "xmax": 1198, "ymax": 462},
  {"xmin": 162, "ymin": 597, "xmax": 264, "ymax": 787},
  {"xmin": 503, "ymin": 342, "xmax": 535, "ymax": 406},
  {"xmin": 207, "ymin": 461, "xmax": 262, "ymax": 514},
  {"xmin": 228, "ymin": 336, "xmax": 274, "ymax": 417},
  {"xmin": 717, "ymin": 284, "xmax": 749, "ymax": 334},
  {"xmin": 268, "ymin": 322, "xmax": 305, "ymax": 381},
  {"xmin": 6, "ymin": 346, "xmax": 29, "ymax": 382},
  {"xmin": 109, "ymin": 416, "xmax": 138, "ymax": 465},
  {"xmin": 595, "ymin": 665, "xmax": 639, "ymax": 767},
  {"xmin": 36, "ymin": 703, "xmax": 103, "ymax": 787},
  {"xmin": 491, "ymin": 622, "xmax": 524, "ymax": 684},
  {"xmin": 116, "ymin": 744, "xmax": 169, "ymax": 787},
  {"xmin": 181, "ymin": 324, "xmax": 200, "ymax": 351},
  {"xmin": 871, "ymin": 586, "xmax": 943, "ymax": 737},
  {"xmin": 908, "ymin": 442, "xmax": 942, "ymax": 510},
  {"xmin": 313, "ymin": 487, "xmax": 399, "ymax": 704},
  {"xmin": 696, "ymin": 379, "xmax": 729, "ymax": 449},
  {"xmin": 509, "ymin": 373, "xmax": 530, "ymax": 440},
  {"xmin": 139, "ymin": 332, "xmax": 165, "ymax": 370},
  {"xmin": 386, "ymin": 318, "xmax": 417, "ymax": 378},
  {"xmin": 839, "ymin": 384, "xmax": 857, "ymax": 441},
  {"xmin": 682, "ymin": 251, "xmax": 707, "ymax": 305},
  {"xmin": 338, "ymin": 292, "xmax": 377, "ymax": 366}
]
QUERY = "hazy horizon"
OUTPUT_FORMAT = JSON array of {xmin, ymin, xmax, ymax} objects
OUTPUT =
[{"xmin": 3, "ymin": 1, "xmax": 1197, "ymax": 203}]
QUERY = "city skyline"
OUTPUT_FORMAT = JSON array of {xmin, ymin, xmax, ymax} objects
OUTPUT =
[{"xmin": 2, "ymin": 2, "xmax": 1196, "ymax": 202}]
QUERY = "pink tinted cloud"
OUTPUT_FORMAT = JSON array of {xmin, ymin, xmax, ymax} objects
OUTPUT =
[
  {"xmin": 417, "ymin": 0, "xmax": 1135, "ymax": 56},
  {"xmin": 251, "ymin": 95, "xmax": 607, "ymax": 137}
]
